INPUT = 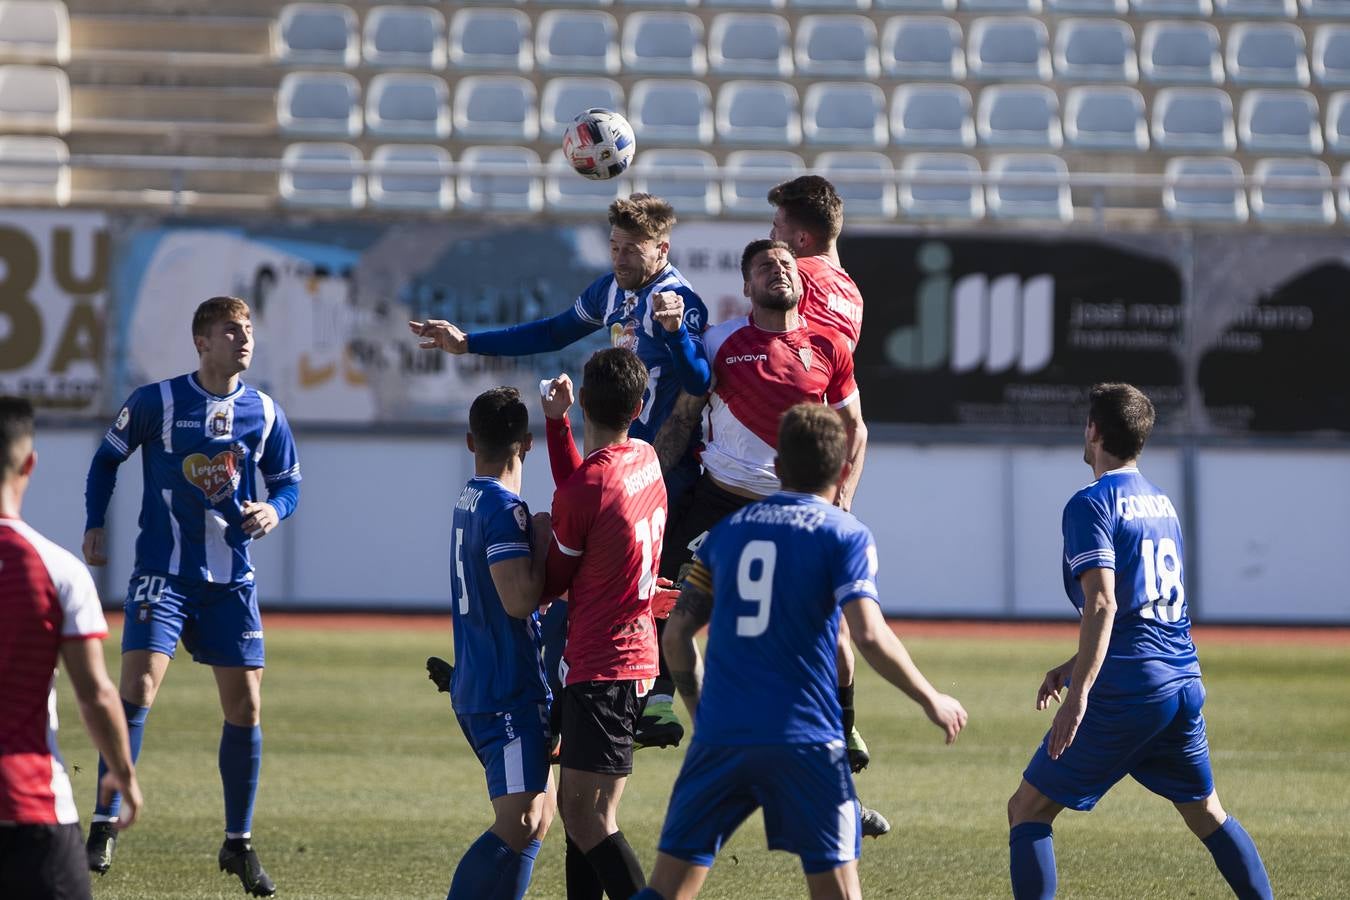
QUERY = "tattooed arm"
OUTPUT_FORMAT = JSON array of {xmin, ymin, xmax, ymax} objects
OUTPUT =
[{"xmin": 653, "ymin": 390, "xmax": 709, "ymax": 474}]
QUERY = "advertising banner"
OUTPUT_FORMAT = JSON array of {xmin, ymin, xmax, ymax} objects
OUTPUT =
[{"xmin": 0, "ymin": 211, "xmax": 109, "ymax": 413}]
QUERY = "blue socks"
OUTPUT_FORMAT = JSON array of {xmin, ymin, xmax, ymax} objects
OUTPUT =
[
  {"xmin": 1009, "ymin": 822, "xmax": 1057, "ymax": 900},
  {"xmin": 498, "ymin": 838, "xmax": 541, "ymax": 900},
  {"xmin": 1202, "ymin": 817, "xmax": 1274, "ymax": 900},
  {"xmin": 632, "ymin": 891, "xmax": 665, "ymax": 900},
  {"xmin": 219, "ymin": 722, "xmax": 262, "ymax": 836},
  {"xmin": 447, "ymin": 831, "xmax": 517, "ymax": 900},
  {"xmin": 93, "ymin": 699, "xmax": 148, "ymax": 820}
]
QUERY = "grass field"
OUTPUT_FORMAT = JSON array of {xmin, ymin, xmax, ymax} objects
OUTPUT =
[{"xmin": 56, "ymin": 620, "xmax": 1350, "ymax": 900}]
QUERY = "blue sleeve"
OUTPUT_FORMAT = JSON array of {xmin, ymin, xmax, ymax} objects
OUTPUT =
[
  {"xmin": 85, "ymin": 389, "xmax": 157, "ymax": 530},
  {"xmin": 658, "ymin": 323, "xmax": 711, "ymax": 396},
  {"xmin": 265, "ymin": 481, "xmax": 300, "ymax": 521},
  {"xmin": 1063, "ymin": 493, "xmax": 1115, "ymax": 576},
  {"xmin": 259, "ymin": 402, "xmax": 302, "ymax": 499},
  {"xmin": 466, "ymin": 307, "xmax": 598, "ymax": 356},
  {"xmin": 832, "ymin": 522, "xmax": 880, "ymax": 607},
  {"xmin": 484, "ymin": 498, "xmax": 532, "ymax": 565}
]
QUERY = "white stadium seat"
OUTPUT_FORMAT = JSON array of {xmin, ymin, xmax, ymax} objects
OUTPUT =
[
  {"xmin": 1216, "ymin": 0, "xmax": 1297, "ymax": 14},
  {"xmin": 1313, "ymin": 25, "xmax": 1350, "ymax": 87},
  {"xmin": 0, "ymin": 1, "xmax": 70, "ymax": 64},
  {"xmin": 277, "ymin": 71, "xmax": 362, "ymax": 138},
  {"xmin": 449, "ymin": 9, "xmax": 533, "ymax": 72},
  {"xmin": 540, "ymin": 78, "xmax": 624, "ymax": 136},
  {"xmin": 628, "ymin": 79, "xmax": 714, "ymax": 144},
  {"xmin": 1151, "ymin": 87, "xmax": 1235, "ymax": 151},
  {"xmin": 365, "ymin": 74, "xmax": 449, "ymax": 140},
  {"xmin": 881, "ymin": 16, "xmax": 965, "ymax": 80},
  {"xmin": 633, "ymin": 148, "xmax": 721, "ymax": 216},
  {"xmin": 968, "ymin": 17, "xmax": 1051, "ymax": 81},
  {"xmin": 1239, "ymin": 90, "xmax": 1322, "ymax": 154},
  {"xmin": 900, "ymin": 152, "xmax": 984, "ymax": 219},
  {"xmin": 622, "ymin": 12, "xmax": 707, "ymax": 75},
  {"xmin": 1226, "ymin": 23, "xmax": 1310, "ymax": 87},
  {"xmin": 273, "ymin": 4, "xmax": 359, "ymax": 67},
  {"xmin": 722, "ymin": 150, "xmax": 806, "ymax": 214},
  {"xmin": 369, "ymin": 144, "xmax": 453, "ymax": 211},
  {"xmin": 1325, "ymin": 90, "xmax": 1350, "ymax": 152},
  {"xmin": 986, "ymin": 153, "xmax": 1072, "ymax": 222},
  {"xmin": 1250, "ymin": 158, "xmax": 1335, "ymax": 224},
  {"xmin": 1054, "ymin": 19, "xmax": 1137, "ymax": 83},
  {"xmin": 1303, "ymin": 0, "xmax": 1350, "ymax": 16},
  {"xmin": 537, "ymin": 11, "xmax": 620, "ymax": 74},
  {"xmin": 1140, "ymin": 21, "xmax": 1223, "ymax": 85},
  {"xmin": 279, "ymin": 142, "xmax": 365, "ymax": 209},
  {"xmin": 716, "ymin": 80, "xmax": 801, "ymax": 144},
  {"xmin": 803, "ymin": 82, "xmax": 887, "ymax": 146},
  {"xmin": 456, "ymin": 145, "xmax": 543, "ymax": 213},
  {"xmin": 962, "ymin": 0, "xmax": 1042, "ymax": 11},
  {"xmin": 363, "ymin": 5, "xmax": 446, "ymax": 69},
  {"xmin": 816, "ymin": 150, "xmax": 897, "ymax": 217},
  {"xmin": 977, "ymin": 84, "xmax": 1062, "ymax": 148},
  {"xmin": 546, "ymin": 148, "xmax": 625, "ymax": 212},
  {"xmin": 1162, "ymin": 156, "xmax": 1247, "ymax": 222},
  {"xmin": 1047, "ymin": 0, "xmax": 1128, "ymax": 12},
  {"xmin": 789, "ymin": 0, "xmax": 872, "ymax": 11},
  {"xmin": 451, "ymin": 76, "xmax": 538, "ymax": 141},
  {"xmin": 1131, "ymin": 0, "xmax": 1212, "ymax": 14},
  {"xmin": 795, "ymin": 15, "xmax": 880, "ymax": 78},
  {"xmin": 0, "ymin": 134, "xmax": 69, "ymax": 205},
  {"xmin": 709, "ymin": 14, "xmax": 793, "ymax": 77},
  {"xmin": 1064, "ymin": 85, "xmax": 1148, "ymax": 150},
  {"xmin": 878, "ymin": 0, "xmax": 954, "ymax": 8},
  {"xmin": 0, "ymin": 64, "xmax": 69, "ymax": 133},
  {"xmin": 891, "ymin": 83, "xmax": 975, "ymax": 147}
]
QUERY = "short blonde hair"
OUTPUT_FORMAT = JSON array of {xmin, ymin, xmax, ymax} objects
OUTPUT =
[
  {"xmin": 192, "ymin": 296, "xmax": 251, "ymax": 337},
  {"xmin": 608, "ymin": 193, "xmax": 676, "ymax": 242}
]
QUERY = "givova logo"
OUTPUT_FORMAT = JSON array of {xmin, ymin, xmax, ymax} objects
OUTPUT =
[{"xmin": 886, "ymin": 243, "xmax": 1055, "ymax": 374}]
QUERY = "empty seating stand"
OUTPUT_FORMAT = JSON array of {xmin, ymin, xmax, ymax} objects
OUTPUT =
[
  {"xmin": 540, "ymin": 77, "xmax": 624, "ymax": 135},
  {"xmin": 881, "ymin": 16, "xmax": 965, "ymax": 80},
  {"xmin": 536, "ymin": 10, "xmax": 620, "ymax": 74},
  {"xmin": 365, "ymin": 74, "xmax": 450, "ymax": 140},
  {"xmin": 1250, "ymin": 157, "xmax": 1335, "ymax": 224},
  {"xmin": 456, "ymin": 145, "xmax": 543, "ymax": 213},
  {"xmin": 546, "ymin": 148, "xmax": 625, "ymax": 211},
  {"xmin": 892, "ymin": 83, "xmax": 975, "ymax": 146},
  {"xmin": 364, "ymin": 6, "xmax": 446, "ymax": 69},
  {"xmin": 710, "ymin": 14, "xmax": 794, "ymax": 77},
  {"xmin": 802, "ymin": 82, "xmax": 887, "ymax": 146},
  {"xmin": 0, "ymin": 64, "xmax": 69, "ymax": 133},
  {"xmin": 795, "ymin": 15, "xmax": 880, "ymax": 78},
  {"xmin": 274, "ymin": 4, "xmax": 359, "ymax": 67},
  {"xmin": 1163, "ymin": 156, "xmax": 1248, "ymax": 222},
  {"xmin": 450, "ymin": 9, "xmax": 533, "ymax": 72},
  {"xmin": 633, "ymin": 148, "xmax": 721, "ymax": 216},
  {"xmin": 0, "ymin": 134, "xmax": 69, "ymax": 205},
  {"xmin": 1064, "ymin": 85, "xmax": 1149, "ymax": 150},
  {"xmin": 623, "ymin": 12, "xmax": 707, "ymax": 76},
  {"xmin": 277, "ymin": 71, "xmax": 362, "ymax": 138},
  {"xmin": 722, "ymin": 149, "xmax": 806, "ymax": 214},
  {"xmin": 369, "ymin": 144, "xmax": 452, "ymax": 211},
  {"xmin": 0, "ymin": 1, "xmax": 70, "ymax": 64},
  {"xmin": 452, "ymin": 76, "xmax": 538, "ymax": 141},
  {"xmin": 900, "ymin": 152, "xmax": 984, "ymax": 219},
  {"xmin": 816, "ymin": 150, "xmax": 897, "ymax": 217},
  {"xmin": 716, "ymin": 79, "xmax": 801, "ymax": 144},
  {"xmin": 280, "ymin": 142, "xmax": 364, "ymax": 209},
  {"xmin": 628, "ymin": 79, "xmax": 714, "ymax": 144}
]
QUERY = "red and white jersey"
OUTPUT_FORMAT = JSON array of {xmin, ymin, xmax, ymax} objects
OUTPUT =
[
  {"xmin": 701, "ymin": 315, "xmax": 859, "ymax": 497},
  {"xmin": 0, "ymin": 518, "xmax": 107, "ymax": 826},
  {"xmin": 796, "ymin": 255, "xmax": 865, "ymax": 352},
  {"xmin": 544, "ymin": 436, "xmax": 665, "ymax": 685}
]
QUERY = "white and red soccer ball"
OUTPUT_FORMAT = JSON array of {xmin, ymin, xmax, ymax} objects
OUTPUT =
[{"xmin": 562, "ymin": 108, "xmax": 636, "ymax": 181}]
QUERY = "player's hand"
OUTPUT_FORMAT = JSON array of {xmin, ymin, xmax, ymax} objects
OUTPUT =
[
  {"xmin": 651, "ymin": 576, "xmax": 680, "ymax": 619},
  {"xmin": 541, "ymin": 374, "xmax": 574, "ymax": 421},
  {"xmin": 409, "ymin": 319, "xmax": 468, "ymax": 354},
  {"xmin": 99, "ymin": 769, "xmax": 142, "ymax": 830},
  {"xmin": 241, "ymin": 502, "xmax": 279, "ymax": 540},
  {"xmin": 83, "ymin": 527, "xmax": 108, "ymax": 566},
  {"xmin": 652, "ymin": 291, "xmax": 685, "ymax": 334},
  {"xmin": 1047, "ymin": 688, "xmax": 1088, "ymax": 760},
  {"xmin": 1035, "ymin": 657, "xmax": 1076, "ymax": 711},
  {"xmin": 923, "ymin": 692, "xmax": 969, "ymax": 745}
]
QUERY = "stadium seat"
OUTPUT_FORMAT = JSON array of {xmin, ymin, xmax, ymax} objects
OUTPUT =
[
  {"xmin": 279, "ymin": 142, "xmax": 364, "ymax": 209},
  {"xmin": 546, "ymin": 148, "xmax": 625, "ymax": 212},
  {"xmin": 0, "ymin": 134, "xmax": 68, "ymax": 205},
  {"xmin": 721, "ymin": 149, "xmax": 806, "ymax": 214},
  {"xmin": 1063, "ymin": 85, "xmax": 1149, "ymax": 150},
  {"xmin": 456, "ymin": 146, "xmax": 543, "ymax": 213},
  {"xmin": 625, "ymin": 0, "xmax": 699, "ymax": 8},
  {"xmin": 1325, "ymin": 91, "xmax": 1350, "ymax": 152},
  {"xmin": 876, "ymin": 0, "xmax": 954, "ymax": 8},
  {"xmin": 1250, "ymin": 157, "xmax": 1335, "ymax": 224},
  {"xmin": 961, "ymin": 0, "xmax": 1042, "ymax": 11},
  {"xmin": 986, "ymin": 153, "xmax": 1072, "ymax": 222},
  {"xmin": 633, "ymin": 148, "xmax": 721, "ymax": 216},
  {"xmin": 795, "ymin": 15, "xmax": 880, "ymax": 78},
  {"xmin": 788, "ymin": 0, "xmax": 872, "ymax": 11},
  {"xmin": 1239, "ymin": 90, "xmax": 1322, "ymax": 153},
  {"xmin": 802, "ymin": 82, "xmax": 887, "ymax": 146},
  {"xmin": 1047, "ymin": 0, "xmax": 1128, "ymax": 12},
  {"xmin": 622, "ymin": 13, "xmax": 707, "ymax": 76},
  {"xmin": 1313, "ymin": 26, "xmax": 1350, "ymax": 86},
  {"xmin": 449, "ymin": 9, "xmax": 532, "ymax": 72},
  {"xmin": 891, "ymin": 83, "xmax": 975, "ymax": 147},
  {"xmin": 0, "ymin": 1, "xmax": 70, "ymax": 65},
  {"xmin": 1226, "ymin": 23, "xmax": 1310, "ymax": 87},
  {"xmin": 881, "ymin": 16, "xmax": 965, "ymax": 80},
  {"xmin": 276, "ymin": 71, "xmax": 362, "ymax": 138},
  {"xmin": 709, "ymin": 13, "xmax": 793, "ymax": 77},
  {"xmin": 1140, "ymin": 21, "xmax": 1223, "ymax": 85},
  {"xmin": 1162, "ymin": 156, "xmax": 1247, "ymax": 222},
  {"xmin": 977, "ymin": 84, "xmax": 1062, "ymax": 148},
  {"xmin": 628, "ymin": 79, "xmax": 714, "ymax": 144},
  {"xmin": 365, "ymin": 74, "xmax": 449, "ymax": 139},
  {"xmin": 816, "ymin": 150, "xmax": 897, "ymax": 217},
  {"xmin": 363, "ymin": 6, "xmax": 446, "ymax": 69},
  {"xmin": 0, "ymin": 64, "xmax": 68, "ymax": 133},
  {"xmin": 1215, "ymin": 0, "xmax": 1297, "ymax": 14},
  {"xmin": 451, "ymin": 76, "xmax": 538, "ymax": 141},
  {"xmin": 540, "ymin": 78, "xmax": 624, "ymax": 136},
  {"xmin": 369, "ymin": 144, "xmax": 453, "ymax": 211},
  {"xmin": 968, "ymin": 17, "xmax": 1051, "ymax": 81},
  {"xmin": 716, "ymin": 80, "xmax": 801, "ymax": 144},
  {"xmin": 899, "ymin": 152, "xmax": 984, "ymax": 219},
  {"xmin": 1130, "ymin": 0, "xmax": 1212, "ymax": 14},
  {"xmin": 273, "ymin": 4, "xmax": 359, "ymax": 67},
  {"xmin": 537, "ymin": 11, "xmax": 620, "ymax": 74},
  {"xmin": 1053, "ymin": 19, "xmax": 1137, "ymax": 83},
  {"xmin": 1152, "ymin": 87, "xmax": 1235, "ymax": 151},
  {"xmin": 705, "ymin": 0, "xmax": 787, "ymax": 10},
  {"xmin": 1338, "ymin": 163, "xmax": 1350, "ymax": 222},
  {"xmin": 1303, "ymin": 0, "xmax": 1350, "ymax": 16}
]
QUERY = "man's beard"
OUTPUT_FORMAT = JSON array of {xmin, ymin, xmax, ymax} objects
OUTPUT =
[{"xmin": 755, "ymin": 289, "xmax": 800, "ymax": 312}]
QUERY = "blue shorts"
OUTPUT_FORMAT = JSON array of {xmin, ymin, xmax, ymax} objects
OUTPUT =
[
  {"xmin": 1024, "ymin": 678, "xmax": 1214, "ymax": 812},
  {"xmin": 658, "ymin": 741, "xmax": 861, "ymax": 875},
  {"xmin": 120, "ymin": 571, "xmax": 264, "ymax": 668},
  {"xmin": 456, "ymin": 702, "xmax": 553, "ymax": 800}
]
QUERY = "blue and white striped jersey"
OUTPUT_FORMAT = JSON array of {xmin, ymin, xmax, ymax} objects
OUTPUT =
[
  {"xmin": 91, "ymin": 373, "xmax": 301, "ymax": 585},
  {"xmin": 448, "ymin": 476, "xmax": 550, "ymax": 715}
]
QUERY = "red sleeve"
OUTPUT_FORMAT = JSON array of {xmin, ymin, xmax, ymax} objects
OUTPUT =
[
  {"xmin": 546, "ymin": 415, "xmax": 584, "ymax": 486},
  {"xmin": 824, "ymin": 335, "xmax": 859, "ymax": 407},
  {"xmin": 542, "ymin": 475, "xmax": 594, "ymax": 598},
  {"xmin": 542, "ymin": 535, "xmax": 583, "ymax": 600}
]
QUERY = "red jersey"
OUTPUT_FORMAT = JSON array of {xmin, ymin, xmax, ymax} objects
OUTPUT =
[
  {"xmin": 544, "ymin": 417, "xmax": 665, "ymax": 685},
  {"xmin": 0, "ymin": 518, "xmax": 107, "ymax": 825},
  {"xmin": 796, "ymin": 254, "xmax": 865, "ymax": 352},
  {"xmin": 701, "ymin": 315, "xmax": 859, "ymax": 497}
]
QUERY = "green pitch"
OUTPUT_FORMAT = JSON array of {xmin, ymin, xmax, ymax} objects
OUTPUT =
[{"xmin": 58, "ymin": 624, "xmax": 1349, "ymax": 899}]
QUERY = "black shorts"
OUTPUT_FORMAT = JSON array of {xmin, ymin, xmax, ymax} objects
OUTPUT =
[
  {"xmin": 658, "ymin": 474, "xmax": 757, "ymax": 581},
  {"xmin": 559, "ymin": 680, "xmax": 646, "ymax": 776},
  {"xmin": 0, "ymin": 822, "xmax": 91, "ymax": 900}
]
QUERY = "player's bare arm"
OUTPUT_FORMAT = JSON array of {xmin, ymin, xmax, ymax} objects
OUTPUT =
[
  {"xmin": 408, "ymin": 318, "xmax": 469, "ymax": 354},
  {"xmin": 241, "ymin": 501, "xmax": 279, "ymax": 540},
  {"xmin": 491, "ymin": 514, "xmax": 551, "ymax": 618},
  {"xmin": 1048, "ymin": 568, "xmax": 1117, "ymax": 759},
  {"xmin": 651, "ymin": 290, "xmax": 685, "ymax": 333},
  {"xmin": 61, "ymin": 636, "xmax": 143, "ymax": 829},
  {"xmin": 841, "ymin": 597, "xmax": 968, "ymax": 744},
  {"xmin": 83, "ymin": 526, "xmax": 107, "ymax": 566},
  {"xmin": 1036, "ymin": 655, "xmax": 1078, "ymax": 710},
  {"xmin": 665, "ymin": 562, "xmax": 714, "ymax": 717},
  {"xmin": 835, "ymin": 398, "xmax": 869, "ymax": 513},
  {"xmin": 654, "ymin": 390, "xmax": 708, "ymax": 474}
]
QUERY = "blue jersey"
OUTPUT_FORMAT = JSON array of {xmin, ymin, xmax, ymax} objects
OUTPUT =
[
  {"xmin": 692, "ymin": 492, "xmax": 879, "ymax": 745},
  {"xmin": 1062, "ymin": 466, "xmax": 1201, "ymax": 702},
  {"xmin": 93, "ymin": 374, "xmax": 300, "ymax": 585},
  {"xmin": 448, "ymin": 476, "xmax": 550, "ymax": 715},
  {"xmin": 573, "ymin": 264, "xmax": 708, "ymax": 443}
]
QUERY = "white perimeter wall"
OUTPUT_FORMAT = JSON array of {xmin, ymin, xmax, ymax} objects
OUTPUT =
[{"xmin": 25, "ymin": 429, "xmax": 1350, "ymax": 624}]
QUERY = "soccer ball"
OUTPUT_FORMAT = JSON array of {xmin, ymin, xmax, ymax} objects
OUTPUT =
[{"xmin": 562, "ymin": 109, "xmax": 636, "ymax": 181}]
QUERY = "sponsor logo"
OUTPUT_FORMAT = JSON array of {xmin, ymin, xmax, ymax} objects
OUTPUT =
[
  {"xmin": 610, "ymin": 318, "xmax": 639, "ymax": 351},
  {"xmin": 725, "ymin": 353, "xmax": 768, "ymax": 364},
  {"xmin": 241, "ymin": 630, "xmax": 264, "ymax": 640},
  {"xmin": 684, "ymin": 308, "xmax": 703, "ymax": 331},
  {"xmin": 175, "ymin": 419, "xmax": 202, "ymax": 429},
  {"xmin": 182, "ymin": 450, "xmax": 240, "ymax": 505},
  {"xmin": 115, "ymin": 407, "xmax": 130, "ymax": 430}
]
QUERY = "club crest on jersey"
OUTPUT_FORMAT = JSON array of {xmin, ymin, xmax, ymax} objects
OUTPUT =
[
  {"xmin": 182, "ymin": 450, "xmax": 240, "ymax": 505},
  {"xmin": 797, "ymin": 347, "xmax": 814, "ymax": 371},
  {"xmin": 514, "ymin": 504, "xmax": 529, "ymax": 533},
  {"xmin": 208, "ymin": 407, "xmax": 234, "ymax": 438},
  {"xmin": 115, "ymin": 407, "xmax": 130, "ymax": 430}
]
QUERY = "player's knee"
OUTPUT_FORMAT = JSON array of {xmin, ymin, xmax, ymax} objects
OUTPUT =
[
  {"xmin": 223, "ymin": 695, "xmax": 261, "ymax": 726},
  {"xmin": 120, "ymin": 671, "xmax": 157, "ymax": 707},
  {"xmin": 1176, "ymin": 792, "xmax": 1226, "ymax": 839}
]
